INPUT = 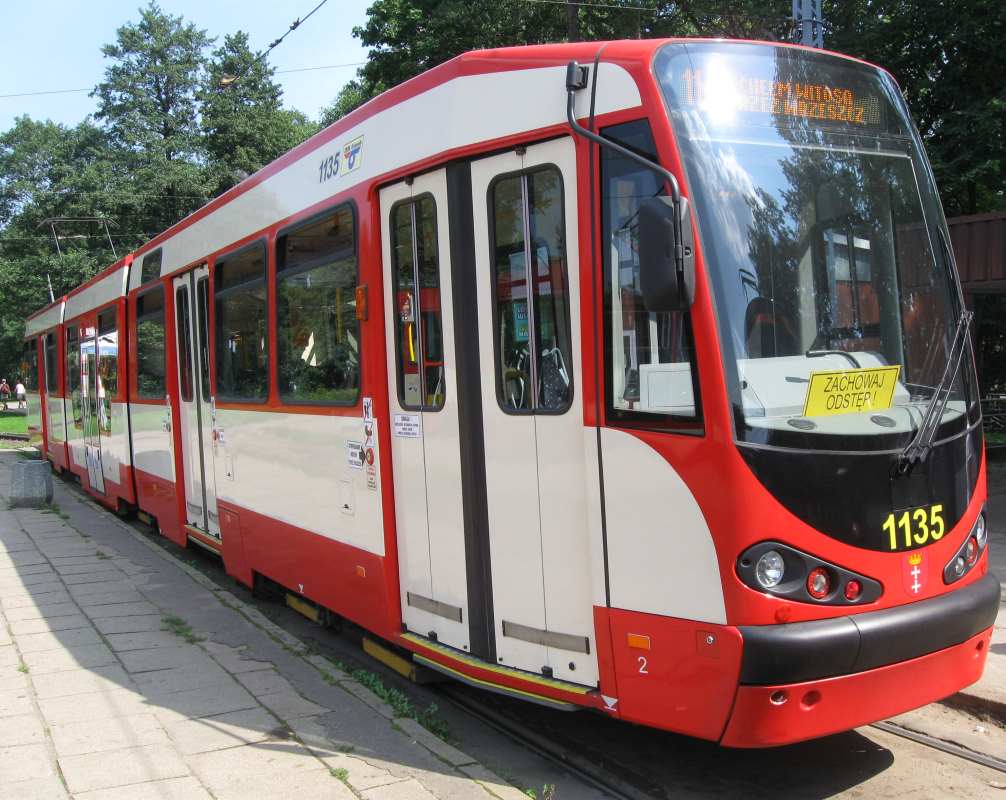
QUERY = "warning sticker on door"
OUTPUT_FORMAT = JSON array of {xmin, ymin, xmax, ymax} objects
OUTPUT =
[
  {"xmin": 393, "ymin": 413, "xmax": 421, "ymax": 438},
  {"xmin": 346, "ymin": 440, "xmax": 363, "ymax": 470}
]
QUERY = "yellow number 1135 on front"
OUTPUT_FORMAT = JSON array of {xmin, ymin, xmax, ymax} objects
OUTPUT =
[{"xmin": 882, "ymin": 504, "xmax": 945, "ymax": 551}]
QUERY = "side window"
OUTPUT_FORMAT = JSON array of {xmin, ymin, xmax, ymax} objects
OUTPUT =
[
  {"xmin": 97, "ymin": 309, "xmax": 118, "ymax": 433},
  {"xmin": 490, "ymin": 166, "xmax": 573, "ymax": 414},
  {"xmin": 66, "ymin": 328, "xmax": 81, "ymax": 426},
  {"xmin": 602, "ymin": 119, "xmax": 701, "ymax": 428},
  {"xmin": 22, "ymin": 340, "xmax": 38, "ymax": 393},
  {"xmin": 135, "ymin": 288, "xmax": 166, "ymax": 399},
  {"xmin": 140, "ymin": 250, "xmax": 162, "ymax": 285},
  {"xmin": 276, "ymin": 206, "xmax": 359, "ymax": 404},
  {"xmin": 391, "ymin": 195, "xmax": 444, "ymax": 410},
  {"xmin": 176, "ymin": 288, "xmax": 194, "ymax": 403},
  {"xmin": 196, "ymin": 277, "xmax": 211, "ymax": 402},
  {"xmin": 215, "ymin": 242, "xmax": 268, "ymax": 402},
  {"xmin": 44, "ymin": 332, "xmax": 58, "ymax": 393}
]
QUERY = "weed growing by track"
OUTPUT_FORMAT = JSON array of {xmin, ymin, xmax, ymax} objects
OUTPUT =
[{"xmin": 161, "ymin": 615, "xmax": 204, "ymax": 644}]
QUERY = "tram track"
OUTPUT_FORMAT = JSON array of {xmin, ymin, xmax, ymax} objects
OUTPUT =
[
  {"xmin": 869, "ymin": 720, "xmax": 1006, "ymax": 775},
  {"xmin": 438, "ymin": 684, "xmax": 653, "ymax": 800}
]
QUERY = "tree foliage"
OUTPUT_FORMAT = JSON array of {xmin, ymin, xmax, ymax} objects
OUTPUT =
[
  {"xmin": 201, "ymin": 32, "xmax": 319, "ymax": 194},
  {"xmin": 0, "ymin": 1, "xmax": 319, "ymax": 376}
]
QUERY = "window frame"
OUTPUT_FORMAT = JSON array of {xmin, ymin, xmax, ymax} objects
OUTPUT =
[
  {"xmin": 273, "ymin": 202, "xmax": 361, "ymax": 408},
  {"xmin": 175, "ymin": 286, "xmax": 195, "ymax": 403},
  {"xmin": 134, "ymin": 285, "xmax": 167, "ymax": 401},
  {"xmin": 214, "ymin": 238, "xmax": 270, "ymax": 405},
  {"xmin": 389, "ymin": 192, "xmax": 446, "ymax": 413},
  {"xmin": 599, "ymin": 118, "xmax": 704, "ymax": 434},
  {"xmin": 487, "ymin": 163, "xmax": 575, "ymax": 417}
]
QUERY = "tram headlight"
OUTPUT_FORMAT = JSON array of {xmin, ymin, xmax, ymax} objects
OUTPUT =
[{"xmin": 755, "ymin": 550, "xmax": 785, "ymax": 589}]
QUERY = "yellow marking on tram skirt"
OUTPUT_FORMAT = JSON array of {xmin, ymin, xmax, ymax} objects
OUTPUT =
[{"xmin": 285, "ymin": 593, "xmax": 321, "ymax": 623}]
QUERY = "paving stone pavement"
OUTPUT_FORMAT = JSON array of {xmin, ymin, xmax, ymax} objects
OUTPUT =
[{"xmin": 0, "ymin": 454, "xmax": 531, "ymax": 800}]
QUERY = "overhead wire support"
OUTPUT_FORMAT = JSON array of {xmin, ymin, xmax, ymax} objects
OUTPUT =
[{"xmin": 36, "ymin": 217, "xmax": 119, "ymax": 303}]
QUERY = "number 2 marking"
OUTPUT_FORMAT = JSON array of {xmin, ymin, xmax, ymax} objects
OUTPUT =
[{"xmin": 637, "ymin": 656, "xmax": 648, "ymax": 675}]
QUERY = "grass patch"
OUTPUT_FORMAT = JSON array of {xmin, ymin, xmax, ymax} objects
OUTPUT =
[
  {"xmin": 350, "ymin": 667, "xmax": 450, "ymax": 741},
  {"xmin": 17, "ymin": 662, "xmax": 27, "ymax": 674},
  {"xmin": 161, "ymin": 615, "xmax": 204, "ymax": 644},
  {"xmin": 337, "ymin": 744, "xmax": 354, "ymax": 753},
  {"xmin": 329, "ymin": 767, "xmax": 349, "ymax": 782},
  {"xmin": 524, "ymin": 787, "xmax": 556, "ymax": 800},
  {"xmin": 95, "ymin": 551, "xmax": 111, "ymax": 560},
  {"xmin": 0, "ymin": 410, "xmax": 28, "ymax": 436}
]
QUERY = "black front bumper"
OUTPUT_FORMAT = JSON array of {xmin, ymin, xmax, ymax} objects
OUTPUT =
[{"xmin": 739, "ymin": 572, "xmax": 999, "ymax": 685}]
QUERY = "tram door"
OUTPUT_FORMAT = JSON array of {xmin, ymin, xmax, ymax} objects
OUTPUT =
[
  {"xmin": 380, "ymin": 170, "xmax": 470, "ymax": 652},
  {"xmin": 172, "ymin": 266, "xmax": 221, "ymax": 540},
  {"xmin": 79, "ymin": 321, "xmax": 105, "ymax": 494},
  {"xmin": 469, "ymin": 138, "xmax": 597, "ymax": 685}
]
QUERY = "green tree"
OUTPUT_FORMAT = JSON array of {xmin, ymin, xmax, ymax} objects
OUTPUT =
[
  {"xmin": 92, "ymin": 0, "xmax": 212, "ymax": 233},
  {"xmin": 201, "ymin": 31, "xmax": 318, "ymax": 193},
  {"xmin": 319, "ymin": 79, "xmax": 370, "ymax": 126},
  {"xmin": 824, "ymin": 0, "xmax": 1006, "ymax": 215},
  {"xmin": 326, "ymin": 1, "xmax": 794, "ymax": 117}
]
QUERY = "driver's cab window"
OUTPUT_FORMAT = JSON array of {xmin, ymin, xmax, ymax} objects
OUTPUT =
[
  {"xmin": 490, "ymin": 165, "xmax": 573, "ymax": 414},
  {"xmin": 602, "ymin": 119, "xmax": 701, "ymax": 429}
]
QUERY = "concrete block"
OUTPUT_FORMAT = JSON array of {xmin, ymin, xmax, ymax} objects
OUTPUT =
[{"xmin": 9, "ymin": 460, "xmax": 53, "ymax": 508}]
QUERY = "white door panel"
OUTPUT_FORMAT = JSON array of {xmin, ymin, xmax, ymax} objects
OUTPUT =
[
  {"xmin": 381, "ymin": 171, "xmax": 468, "ymax": 651},
  {"xmin": 471, "ymin": 139, "xmax": 597, "ymax": 685},
  {"xmin": 173, "ymin": 266, "xmax": 220, "ymax": 539}
]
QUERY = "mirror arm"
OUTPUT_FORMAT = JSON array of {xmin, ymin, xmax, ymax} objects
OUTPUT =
[{"xmin": 565, "ymin": 60, "xmax": 686, "ymax": 278}]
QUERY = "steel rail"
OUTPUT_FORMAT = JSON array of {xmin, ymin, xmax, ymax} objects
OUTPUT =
[
  {"xmin": 870, "ymin": 720, "xmax": 1006, "ymax": 774},
  {"xmin": 438, "ymin": 685, "xmax": 654, "ymax": 800}
]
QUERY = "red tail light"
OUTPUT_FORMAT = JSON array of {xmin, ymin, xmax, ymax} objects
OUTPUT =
[{"xmin": 807, "ymin": 567, "xmax": 830, "ymax": 600}]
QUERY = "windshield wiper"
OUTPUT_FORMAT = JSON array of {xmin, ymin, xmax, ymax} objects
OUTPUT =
[
  {"xmin": 807, "ymin": 349, "xmax": 862, "ymax": 368},
  {"xmin": 897, "ymin": 308, "xmax": 973, "ymax": 473}
]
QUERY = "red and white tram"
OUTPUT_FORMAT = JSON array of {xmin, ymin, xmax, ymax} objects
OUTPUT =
[{"xmin": 23, "ymin": 39, "xmax": 997, "ymax": 747}]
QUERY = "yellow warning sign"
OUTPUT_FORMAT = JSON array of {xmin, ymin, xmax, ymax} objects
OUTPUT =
[{"xmin": 803, "ymin": 365, "xmax": 901, "ymax": 417}]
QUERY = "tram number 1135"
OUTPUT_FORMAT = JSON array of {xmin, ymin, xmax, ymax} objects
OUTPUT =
[{"xmin": 882, "ymin": 504, "xmax": 944, "ymax": 551}]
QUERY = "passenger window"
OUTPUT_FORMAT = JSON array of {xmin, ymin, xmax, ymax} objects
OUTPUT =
[
  {"xmin": 602, "ymin": 119, "xmax": 701, "ymax": 428},
  {"xmin": 135, "ymin": 288, "xmax": 166, "ymax": 399},
  {"xmin": 176, "ymin": 288, "xmax": 194, "ymax": 403},
  {"xmin": 66, "ymin": 328, "xmax": 81, "ymax": 427},
  {"xmin": 196, "ymin": 277, "xmax": 211, "ymax": 401},
  {"xmin": 140, "ymin": 250, "xmax": 162, "ymax": 285},
  {"xmin": 490, "ymin": 166, "xmax": 573, "ymax": 413},
  {"xmin": 21, "ymin": 340, "xmax": 38, "ymax": 393},
  {"xmin": 43, "ymin": 332, "xmax": 58, "ymax": 393},
  {"xmin": 97, "ymin": 309, "xmax": 118, "ymax": 433},
  {"xmin": 391, "ymin": 195, "xmax": 445, "ymax": 410},
  {"xmin": 215, "ymin": 243, "xmax": 268, "ymax": 402},
  {"xmin": 276, "ymin": 206, "xmax": 360, "ymax": 404}
]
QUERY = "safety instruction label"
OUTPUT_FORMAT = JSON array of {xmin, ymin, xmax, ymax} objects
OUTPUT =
[
  {"xmin": 393, "ymin": 413, "xmax": 421, "ymax": 438},
  {"xmin": 346, "ymin": 440, "xmax": 363, "ymax": 470},
  {"xmin": 803, "ymin": 365, "xmax": 901, "ymax": 417}
]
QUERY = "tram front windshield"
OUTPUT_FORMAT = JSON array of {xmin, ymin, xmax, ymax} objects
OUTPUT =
[{"xmin": 656, "ymin": 42, "xmax": 978, "ymax": 450}]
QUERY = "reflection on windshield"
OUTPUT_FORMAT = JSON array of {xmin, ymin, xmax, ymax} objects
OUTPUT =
[{"xmin": 656, "ymin": 43, "xmax": 974, "ymax": 447}]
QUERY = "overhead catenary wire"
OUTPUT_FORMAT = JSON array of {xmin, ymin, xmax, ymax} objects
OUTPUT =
[
  {"xmin": 515, "ymin": 0, "xmax": 661, "ymax": 11},
  {"xmin": 0, "ymin": 60, "xmax": 364, "ymax": 101},
  {"xmin": 219, "ymin": 0, "xmax": 333, "ymax": 89}
]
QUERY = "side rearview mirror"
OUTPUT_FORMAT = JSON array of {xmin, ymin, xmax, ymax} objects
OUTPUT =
[{"xmin": 638, "ymin": 196, "xmax": 694, "ymax": 312}]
